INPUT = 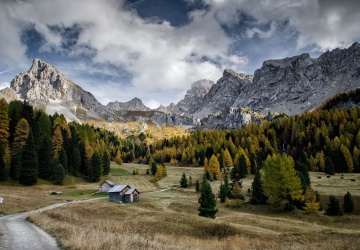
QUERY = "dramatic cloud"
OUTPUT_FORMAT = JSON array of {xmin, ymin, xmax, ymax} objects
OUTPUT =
[{"xmin": 0, "ymin": 0, "xmax": 359, "ymax": 107}]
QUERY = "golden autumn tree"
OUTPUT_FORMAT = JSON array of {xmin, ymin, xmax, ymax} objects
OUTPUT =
[
  {"xmin": 222, "ymin": 148, "xmax": 233, "ymax": 170},
  {"xmin": 303, "ymin": 187, "xmax": 320, "ymax": 213},
  {"xmin": 208, "ymin": 154, "xmax": 221, "ymax": 180},
  {"xmin": 52, "ymin": 126, "xmax": 63, "ymax": 160}
]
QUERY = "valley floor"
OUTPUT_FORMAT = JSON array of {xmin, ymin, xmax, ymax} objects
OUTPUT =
[{"xmin": 1, "ymin": 164, "xmax": 360, "ymax": 249}]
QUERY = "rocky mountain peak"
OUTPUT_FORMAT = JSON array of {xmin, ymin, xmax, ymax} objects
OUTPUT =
[
  {"xmin": 223, "ymin": 69, "xmax": 253, "ymax": 81},
  {"xmin": 106, "ymin": 97, "xmax": 150, "ymax": 111}
]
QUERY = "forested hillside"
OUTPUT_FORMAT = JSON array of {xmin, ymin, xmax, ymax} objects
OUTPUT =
[
  {"xmin": 151, "ymin": 107, "xmax": 360, "ymax": 174},
  {"xmin": 0, "ymin": 99, "xmax": 147, "ymax": 185}
]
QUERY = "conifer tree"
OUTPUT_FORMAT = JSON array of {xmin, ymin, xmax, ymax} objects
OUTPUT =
[
  {"xmin": 324, "ymin": 156, "xmax": 335, "ymax": 175},
  {"xmin": 251, "ymin": 170, "xmax": 267, "ymax": 204},
  {"xmin": 238, "ymin": 154, "xmax": 248, "ymax": 178},
  {"xmin": 303, "ymin": 187, "xmax": 320, "ymax": 212},
  {"xmin": 219, "ymin": 174, "xmax": 230, "ymax": 202},
  {"xmin": 38, "ymin": 136, "xmax": 54, "ymax": 180},
  {"xmin": 52, "ymin": 162, "xmax": 65, "ymax": 185},
  {"xmin": 262, "ymin": 154, "xmax": 304, "ymax": 210},
  {"xmin": 10, "ymin": 149, "xmax": 22, "ymax": 181},
  {"xmin": 222, "ymin": 148, "xmax": 233, "ymax": 169},
  {"xmin": 195, "ymin": 179, "xmax": 200, "ymax": 192},
  {"xmin": 343, "ymin": 191, "xmax": 354, "ymax": 213},
  {"xmin": 208, "ymin": 154, "xmax": 221, "ymax": 180},
  {"xmin": 188, "ymin": 175, "xmax": 193, "ymax": 186},
  {"xmin": 198, "ymin": 180, "xmax": 218, "ymax": 219},
  {"xmin": 151, "ymin": 161, "xmax": 157, "ymax": 175},
  {"xmin": 231, "ymin": 181, "xmax": 243, "ymax": 200},
  {"xmin": 102, "ymin": 151, "xmax": 111, "ymax": 175},
  {"xmin": 12, "ymin": 118, "xmax": 30, "ymax": 151},
  {"xmin": 59, "ymin": 148, "xmax": 68, "ymax": 173},
  {"xmin": 19, "ymin": 130, "xmax": 38, "ymax": 186},
  {"xmin": 0, "ymin": 98, "xmax": 10, "ymax": 179},
  {"xmin": 88, "ymin": 152, "xmax": 101, "ymax": 182},
  {"xmin": 52, "ymin": 126, "xmax": 63, "ymax": 160},
  {"xmin": 325, "ymin": 195, "xmax": 343, "ymax": 216},
  {"xmin": 340, "ymin": 145, "xmax": 354, "ymax": 172},
  {"xmin": 180, "ymin": 173, "xmax": 188, "ymax": 187}
]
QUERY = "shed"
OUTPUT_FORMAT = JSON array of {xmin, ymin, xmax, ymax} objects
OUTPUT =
[
  {"xmin": 99, "ymin": 180, "xmax": 115, "ymax": 193},
  {"xmin": 125, "ymin": 188, "xmax": 140, "ymax": 202},
  {"xmin": 108, "ymin": 185, "xmax": 131, "ymax": 202}
]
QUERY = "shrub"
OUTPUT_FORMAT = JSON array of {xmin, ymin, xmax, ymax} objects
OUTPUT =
[{"xmin": 343, "ymin": 191, "xmax": 354, "ymax": 213}]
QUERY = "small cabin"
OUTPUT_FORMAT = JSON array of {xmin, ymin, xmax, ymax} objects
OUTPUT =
[
  {"xmin": 99, "ymin": 180, "xmax": 115, "ymax": 193},
  {"xmin": 108, "ymin": 185, "xmax": 131, "ymax": 202},
  {"xmin": 125, "ymin": 188, "xmax": 140, "ymax": 202}
]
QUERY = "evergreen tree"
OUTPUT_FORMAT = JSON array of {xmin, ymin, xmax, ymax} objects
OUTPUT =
[
  {"xmin": 343, "ymin": 191, "xmax": 354, "ymax": 213},
  {"xmin": 52, "ymin": 162, "xmax": 65, "ymax": 185},
  {"xmin": 195, "ymin": 179, "xmax": 200, "ymax": 192},
  {"xmin": 295, "ymin": 161, "xmax": 310, "ymax": 188},
  {"xmin": 198, "ymin": 180, "xmax": 218, "ymax": 219},
  {"xmin": 231, "ymin": 181, "xmax": 243, "ymax": 200},
  {"xmin": 325, "ymin": 195, "xmax": 343, "ymax": 216},
  {"xmin": 38, "ymin": 136, "xmax": 54, "ymax": 180},
  {"xmin": 71, "ymin": 147, "xmax": 81, "ymax": 176},
  {"xmin": 262, "ymin": 154, "xmax": 304, "ymax": 211},
  {"xmin": 238, "ymin": 154, "xmax": 248, "ymax": 178},
  {"xmin": 188, "ymin": 175, "xmax": 193, "ymax": 186},
  {"xmin": 59, "ymin": 147, "xmax": 68, "ymax": 173},
  {"xmin": 180, "ymin": 173, "xmax": 188, "ymax": 187},
  {"xmin": 324, "ymin": 156, "xmax": 335, "ymax": 175},
  {"xmin": 0, "ymin": 98, "xmax": 10, "ymax": 180},
  {"xmin": 151, "ymin": 161, "xmax": 157, "ymax": 175},
  {"xmin": 102, "ymin": 151, "xmax": 111, "ymax": 175},
  {"xmin": 251, "ymin": 170, "xmax": 267, "ymax": 204},
  {"xmin": 10, "ymin": 149, "xmax": 22, "ymax": 181},
  {"xmin": 88, "ymin": 152, "xmax": 102, "ymax": 182},
  {"xmin": 230, "ymin": 163, "xmax": 241, "ymax": 189},
  {"xmin": 219, "ymin": 174, "xmax": 230, "ymax": 202},
  {"xmin": 19, "ymin": 130, "xmax": 38, "ymax": 186}
]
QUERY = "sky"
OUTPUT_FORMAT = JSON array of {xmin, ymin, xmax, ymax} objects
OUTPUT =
[{"xmin": 0, "ymin": 0, "xmax": 360, "ymax": 108}]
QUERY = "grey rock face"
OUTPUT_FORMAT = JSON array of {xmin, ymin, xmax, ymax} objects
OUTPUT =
[
  {"xmin": 107, "ymin": 97, "xmax": 151, "ymax": 111},
  {"xmin": 192, "ymin": 42, "xmax": 360, "ymax": 119},
  {"xmin": 0, "ymin": 87, "xmax": 18, "ymax": 103},
  {"xmin": 176, "ymin": 79, "xmax": 214, "ymax": 115}
]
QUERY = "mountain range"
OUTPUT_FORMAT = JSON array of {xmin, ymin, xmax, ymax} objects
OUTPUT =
[{"xmin": 1, "ymin": 42, "xmax": 360, "ymax": 129}]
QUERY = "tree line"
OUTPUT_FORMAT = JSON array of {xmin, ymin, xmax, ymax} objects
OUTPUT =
[{"xmin": 0, "ymin": 99, "xmax": 147, "ymax": 185}]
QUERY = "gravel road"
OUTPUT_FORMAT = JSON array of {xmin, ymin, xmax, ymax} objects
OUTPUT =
[{"xmin": 0, "ymin": 198, "xmax": 105, "ymax": 250}]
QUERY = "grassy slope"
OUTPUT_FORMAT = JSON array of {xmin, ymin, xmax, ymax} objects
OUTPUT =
[{"xmin": 2, "ymin": 163, "xmax": 360, "ymax": 249}]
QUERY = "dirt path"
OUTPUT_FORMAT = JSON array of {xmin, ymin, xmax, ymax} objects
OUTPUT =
[{"xmin": 0, "ymin": 198, "xmax": 105, "ymax": 250}]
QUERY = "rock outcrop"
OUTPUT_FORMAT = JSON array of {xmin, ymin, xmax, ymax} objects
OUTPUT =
[
  {"xmin": 107, "ymin": 97, "xmax": 151, "ymax": 111},
  {"xmin": 192, "ymin": 42, "xmax": 360, "ymax": 119}
]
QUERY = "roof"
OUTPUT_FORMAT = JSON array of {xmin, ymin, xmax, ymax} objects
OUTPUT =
[
  {"xmin": 108, "ymin": 185, "xmax": 130, "ymax": 193},
  {"xmin": 103, "ymin": 180, "xmax": 115, "ymax": 186},
  {"xmin": 125, "ymin": 188, "xmax": 140, "ymax": 195}
]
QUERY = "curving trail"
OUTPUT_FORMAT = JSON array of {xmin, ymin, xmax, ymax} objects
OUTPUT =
[{"xmin": 0, "ymin": 198, "xmax": 105, "ymax": 250}]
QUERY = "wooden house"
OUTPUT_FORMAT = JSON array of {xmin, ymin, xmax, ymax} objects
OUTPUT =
[
  {"xmin": 99, "ymin": 180, "xmax": 115, "ymax": 193},
  {"xmin": 125, "ymin": 188, "xmax": 140, "ymax": 202},
  {"xmin": 108, "ymin": 185, "xmax": 131, "ymax": 202}
]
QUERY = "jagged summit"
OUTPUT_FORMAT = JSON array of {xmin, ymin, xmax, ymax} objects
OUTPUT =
[{"xmin": 106, "ymin": 97, "xmax": 150, "ymax": 111}]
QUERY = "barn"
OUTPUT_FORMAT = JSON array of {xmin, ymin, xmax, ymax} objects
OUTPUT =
[
  {"xmin": 125, "ymin": 188, "xmax": 140, "ymax": 202},
  {"xmin": 108, "ymin": 185, "xmax": 131, "ymax": 202},
  {"xmin": 99, "ymin": 180, "xmax": 115, "ymax": 193}
]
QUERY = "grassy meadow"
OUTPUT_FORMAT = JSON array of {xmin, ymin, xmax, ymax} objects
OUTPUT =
[{"xmin": 1, "ymin": 162, "xmax": 360, "ymax": 249}]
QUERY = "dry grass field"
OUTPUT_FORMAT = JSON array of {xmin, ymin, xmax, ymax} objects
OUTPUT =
[{"xmin": 2, "ymin": 163, "xmax": 360, "ymax": 249}]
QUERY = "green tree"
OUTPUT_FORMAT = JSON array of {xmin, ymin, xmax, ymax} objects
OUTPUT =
[
  {"xmin": 343, "ymin": 191, "xmax": 354, "ymax": 213},
  {"xmin": 0, "ymin": 98, "xmax": 10, "ymax": 180},
  {"xmin": 0, "ymin": 146, "xmax": 6, "ymax": 181},
  {"xmin": 52, "ymin": 163, "xmax": 65, "ymax": 185},
  {"xmin": 238, "ymin": 154, "xmax": 248, "ymax": 178},
  {"xmin": 59, "ymin": 148, "xmax": 68, "ymax": 173},
  {"xmin": 195, "ymin": 179, "xmax": 200, "ymax": 192},
  {"xmin": 251, "ymin": 170, "xmax": 267, "ymax": 204},
  {"xmin": 180, "ymin": 173, "xmax": 188, "ymax": 187},
  {"xmin": 151, "ymin": 161, "xmax": 157, "ymax": 175},
  {"xmin": 19, "ymin": 130, "xmax": 38, "ymax": 186},
  {"xmin": 37, "ymin": 136, "xmax": 54, "ymax": 180},
  {"xmin": 188, "ymin": 175, "xmax": 193, "ymax": 186},
  {"xmin": 102, "ymin": 151, "xmax": 111, "ymax": 175},
  {"xmin": 198, "ymin": 180, "xmax": 218, "ymax": 219},
  {"xmin": 325, "ymin": 195, "xmax": 343, "ymax": 216},
  {"xmin": 88, "ymin": 152, "xmax": 102, "ymax": 182},
  {"xmin": 324, "ymin": 156, "xmax": 335, "ymax": 175},
  {"xmin": 262, "ymin": 154, "xmax": 304, "ymax": 211},
  {"xmin": 219, "ymin": 174, "xmax": 230, "ymax": 203}
]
